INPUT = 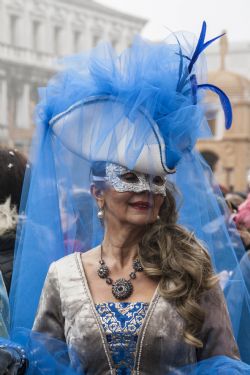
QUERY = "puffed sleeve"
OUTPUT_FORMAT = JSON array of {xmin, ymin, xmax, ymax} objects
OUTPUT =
[
  {"xmin": 32, "ymin": 262, "xmax": 65, "ymax": 341},
  {"xmin": 196, "ymin": 283, "xmax": 240, "ymax": 361}
]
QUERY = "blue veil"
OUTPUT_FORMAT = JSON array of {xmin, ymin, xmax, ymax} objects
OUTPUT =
[{"xmin": 8, "ymin": 22, "xmax": 250, "ymax": 372}]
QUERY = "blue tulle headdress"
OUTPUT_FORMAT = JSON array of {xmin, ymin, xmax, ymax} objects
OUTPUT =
[
  {"xmin": 8, "ymin": 21, "xmax": 250, "ymax": 371},
  {"xmin": 38, "ymin": 22, "xmax": 231, "ymax": 173}
]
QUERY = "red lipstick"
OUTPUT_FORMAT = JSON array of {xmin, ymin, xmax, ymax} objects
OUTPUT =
[{"xmin": 129, "ymin": 201, "xmax": 152, "ymax": 210}]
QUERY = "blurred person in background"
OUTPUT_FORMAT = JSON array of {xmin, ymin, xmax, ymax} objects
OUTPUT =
[
  {"xmin": 0, "ymin": 147, "xmax": 28, "ymax": 294},
  {"xmin": 0, "ymin": 148, "xmax": 27, "ymax": 374},
  {"xmin": 234, "ymin": 193, "xmax": 250, "ymax": 251},
  {"xmin": 225, "ymin": 194, "xmax": 250, "ymax": 360},
  {"xmin": 226, "ymin": 192, "xmax": 247, "ymax": 215}
]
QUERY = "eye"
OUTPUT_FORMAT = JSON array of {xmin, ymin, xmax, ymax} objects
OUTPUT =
[
  {"xmin": 152, "ymin": 176, "xmax": 165, "ymax": 186},
  {"xmin": 119, "ymin": 172, "xmax": 139, "ymax": 183}
]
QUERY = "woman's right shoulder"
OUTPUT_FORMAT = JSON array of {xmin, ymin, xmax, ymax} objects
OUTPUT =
[
  {"xmin": 52, "ymin": 246, "xmax": 100, "ymax": 270},
  {"xmin": 44, "ymin": 248, "xmax": 100, "ymax": 287},
  {"xmin": 81, "ymin": 246, "xmax": 100, "ymax": 265}
]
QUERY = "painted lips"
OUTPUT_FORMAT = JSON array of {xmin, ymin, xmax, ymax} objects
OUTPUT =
[{"xmin": 129, "ymin": 201, "xmax": 152, "ymax": 210}]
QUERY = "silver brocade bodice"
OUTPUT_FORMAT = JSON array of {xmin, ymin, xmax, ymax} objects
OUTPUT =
[{"xmin": 33, "ymin": 253, "xmax": 239, "ymax": 375}]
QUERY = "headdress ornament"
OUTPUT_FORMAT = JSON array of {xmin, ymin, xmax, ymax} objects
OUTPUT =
[{"xmin": 43, "ymin": 21, "xmax": 231, "ymax": 175}]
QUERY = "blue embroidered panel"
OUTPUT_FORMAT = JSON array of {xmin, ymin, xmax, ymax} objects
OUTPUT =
[{"xmin": 95, "ymin": 302, "xmax": 149, "ymax": 374}]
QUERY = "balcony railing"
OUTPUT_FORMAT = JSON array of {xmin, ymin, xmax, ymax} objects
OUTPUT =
[{"xmin": 0, "ymin": 42, "xmax": 57, "ymax": 70}]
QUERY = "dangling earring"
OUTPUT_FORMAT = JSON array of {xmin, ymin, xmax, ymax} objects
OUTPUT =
[
  {"xmin": 97, "ymin": 207, "xmax": 104, "ymax": 220},
  {"xmin": 157, "ymin": 215, "xmax": 160, "ymax": 221}
]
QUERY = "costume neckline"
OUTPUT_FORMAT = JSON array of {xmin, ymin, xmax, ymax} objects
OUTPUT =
[
  {"xmin": 95, "ymin": 301, "xmax": 150, "ymax": 306},
  {"xmin": 75, "ymin": 251, "xmax": 160, "ymax": 373}
]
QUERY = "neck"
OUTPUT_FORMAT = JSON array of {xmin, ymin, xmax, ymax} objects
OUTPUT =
[{"xmin": 102, "ymin": 222, "xmax": 145, "ymax": 268}]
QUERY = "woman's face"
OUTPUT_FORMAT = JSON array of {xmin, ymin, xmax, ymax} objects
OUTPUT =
[
  {"xmin": 102, "ymin": 188, "xmax": 164, "ymax": 226},
  {"xmin": 92, "ymin": 167, "xmax": 166, "ymax": 227}
]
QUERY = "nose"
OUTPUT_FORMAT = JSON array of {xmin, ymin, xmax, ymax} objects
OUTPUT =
[{"xmin": 135, "ymin": 190, "xmax": 154, "ymax": 201}]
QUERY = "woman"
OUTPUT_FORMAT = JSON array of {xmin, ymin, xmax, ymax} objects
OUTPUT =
[
  {"xmin": 32, "ymin": 163, "xmax": 240, "ymax": 374},
  {"xmin": 2, "ymin": 22, "xmax": 250, "ymax": 373}
]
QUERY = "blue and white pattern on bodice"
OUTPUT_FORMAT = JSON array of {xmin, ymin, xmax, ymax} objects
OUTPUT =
[{"xmin": 95, "ymin": 302, "xmax": 149, "ymax": 374}]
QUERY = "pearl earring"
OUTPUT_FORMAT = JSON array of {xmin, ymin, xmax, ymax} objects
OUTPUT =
[{"xmin": 97, "ymin": 208, "xmax": 104, "ymax": 220}]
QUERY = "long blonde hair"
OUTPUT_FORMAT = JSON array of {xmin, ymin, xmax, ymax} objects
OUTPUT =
[{"xmin": 138, "ymin": 183, "xmax": 217, "ymax": 348}]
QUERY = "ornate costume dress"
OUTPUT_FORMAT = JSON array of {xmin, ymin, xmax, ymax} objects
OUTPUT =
[{"xmin": 33, "ymin": 253, "xmax": 239, "ymax": 374}]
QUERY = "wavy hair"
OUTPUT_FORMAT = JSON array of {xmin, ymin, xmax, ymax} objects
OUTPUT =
[{"xmin": 138, "ymin": 182, "xmax": 218, "ymax": 348}]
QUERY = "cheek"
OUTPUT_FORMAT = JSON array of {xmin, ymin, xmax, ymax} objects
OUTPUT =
[
  {"xmin": 105, "ymin": 190, "xmax": 133, "ymax": 212},
  {"xmin": 154, "ymin": 196, "xmax": 164, "ymax": 213}
]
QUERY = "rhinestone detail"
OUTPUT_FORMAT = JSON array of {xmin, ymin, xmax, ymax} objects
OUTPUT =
[
  {"xmin": 97, "ymin": 264, "xmax": 109, "ymax": 278},
  {"xmin": 105, "ymin": 163, "xmax": 167, "ymax": 196},
  {"xmin": 133, "ymin": 258, "xmax": 143, "ymax": 272},
  {"xmin": 97, "ymin": 244, "xmax": 143, "ymax": 300},
  {"xmin": 130, "ymin": 271, "xmax": 136, "ymax": 279},
  {"xmin": 112, "ymin": 278, "xmax": 133, "ymax": 300}
]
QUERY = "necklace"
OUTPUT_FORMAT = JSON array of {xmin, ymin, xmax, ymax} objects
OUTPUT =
[{"xmin": 97, "ymin": 244, "xmax": 143, "ymax": 300}]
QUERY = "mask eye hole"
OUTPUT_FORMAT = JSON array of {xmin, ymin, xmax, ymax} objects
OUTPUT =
[
  {"xmin": 119, "ymin": 172, "xmax": 139, "ymax": 183},
  {"xmin": 152, "ymin": 176, "xmax": 165, "ymax": 186}
]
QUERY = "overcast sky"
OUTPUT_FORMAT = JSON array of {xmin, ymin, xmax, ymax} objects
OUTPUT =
[{"xmin": 97, "ymin": 0, "xmax": 250, "ymax": 43}]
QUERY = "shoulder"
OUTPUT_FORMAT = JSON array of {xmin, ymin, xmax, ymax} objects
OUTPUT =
[
  {"xmin": 51, "ymin": 253, "xmax": 77, "ymax": 272},
  {"xmin": 46, "ymin": 253, "xmax": 81, "ymax": 280},
  {"xmin": 51, "ymin": 246, "xmax": 100, "ymax": 273},
  {"xmin": 54, "ymin": 253, "xmax": 78, "ymax": 265},
  {"xmin": 81, "ymin": 246, "xmax": 100, "ymax": 266},
  {"xmin": 200, "ymin": 283, "xmax": 225, "ymax": 309}
]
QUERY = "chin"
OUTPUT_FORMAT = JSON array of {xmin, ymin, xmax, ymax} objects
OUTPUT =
[{"xmin": 126, "ymin": 214, "xmax": 157, "ymax": 226}]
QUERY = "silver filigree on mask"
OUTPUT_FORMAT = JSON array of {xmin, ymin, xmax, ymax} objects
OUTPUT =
[{"xmin": 105, "ymin": 163, "xmax": 166, "ymax": 196}]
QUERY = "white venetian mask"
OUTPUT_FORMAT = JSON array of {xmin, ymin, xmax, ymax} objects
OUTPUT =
[{"xmin": 102, "ymin": 163, "xmax": 167, "ymax": 196}]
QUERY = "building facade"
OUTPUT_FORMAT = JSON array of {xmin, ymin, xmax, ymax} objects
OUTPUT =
[
  {"xmin": 0, "ymin": 0, "xmax": 146, "ymax": 151},
  {"xmin": 206, "ymin": 41, "xmax": 250, "ymax": 80},
  {"xmin": 198, "ymin": 35, "xmax": 250, "ymax": 192}
]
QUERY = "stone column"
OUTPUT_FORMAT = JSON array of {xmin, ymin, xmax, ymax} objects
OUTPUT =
[
  {"xmin": 0, "ymin": 79, "xmax": 8, "ymax": 125},
  {"xmin": 0, "ymin": 79, "xmax": 8, "ymax": 141},
  {"xmin": 22, "ymin": 2, "xmax": 30, "ymax": 49},
  {"xmin": 84, "ymin": 17, "xmax": 94, "ymax": 50},
  {"xmin": 16, "ymin": 83, "xmax": 30, "ymax": 129},
  {"xmin": 0, "ymin": 0, "xmax": 6, "ymax": 43},
  {"xmin": 63, "ymin": 12, "xmax": 72, "ymax": 55},
  {"xmin": 44, "ymin": 15, "xmax": 53, "ymax": 55}
]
